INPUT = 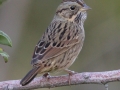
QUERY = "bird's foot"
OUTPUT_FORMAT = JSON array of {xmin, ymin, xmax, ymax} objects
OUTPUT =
[
  {"xmin": 42, "ymin": 73, "xmax": 51, "ymax": 89},
  {"xmin": 64, "ymin": 69, "xmax": 78, "ymax": 85}
]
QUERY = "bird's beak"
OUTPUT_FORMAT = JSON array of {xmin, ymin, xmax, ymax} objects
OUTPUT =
[{"xmin": 80, "ymin": 4, "xmax": 91, "ymax": 11}]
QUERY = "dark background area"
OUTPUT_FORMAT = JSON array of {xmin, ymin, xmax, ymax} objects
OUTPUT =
[{"xmin": 0, "ymin": 0, "xmax": 120, "ymax": 90}]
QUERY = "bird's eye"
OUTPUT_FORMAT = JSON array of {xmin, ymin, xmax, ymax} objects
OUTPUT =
[{"xmin": 70, "ymin": 6, "xmax": 76, "ymax": 10}]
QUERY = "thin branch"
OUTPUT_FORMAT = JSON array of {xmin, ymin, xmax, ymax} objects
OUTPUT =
[{"xmin": 0, "ymin": 69, "xmax": 120, "ymax": 90}]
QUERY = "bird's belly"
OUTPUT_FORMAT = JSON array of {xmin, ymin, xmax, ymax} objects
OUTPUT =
[
  {"xmin": 40, "ymin": 41, "xmax": 83, "ymax": 73},
  {"xmin": 57, "ymin": 42, "xmax": 83, "ymax": 70}
]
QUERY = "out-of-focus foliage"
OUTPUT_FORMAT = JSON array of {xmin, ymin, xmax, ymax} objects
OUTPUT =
[
  {"xmin": 0, "ymin": 0, "xmax": 10, "ymax": 63},
  {"xmin": 0, "ymin": 31, "xmax": 12, "ymax": 47},
  {"xmin": 0, "ymin": 48, "xmax": 9, "ymax": 63},
  {"xmin": 0, "ymin": 0, "xmax": 6, "ymax": 5},
  {"xmin": 0, "ymin": 31, "xmax": 12, "ymax": 62}
]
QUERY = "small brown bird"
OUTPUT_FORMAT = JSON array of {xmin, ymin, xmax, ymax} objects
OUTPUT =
[{"xmin": 20, "ymin": 0, "xmax": 91, "ymax": 86}]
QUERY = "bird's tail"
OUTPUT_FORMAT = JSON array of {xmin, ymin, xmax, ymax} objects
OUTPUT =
[{"xmin": 20, "ymin": 66, "xmax": 40, "ymax": 86}]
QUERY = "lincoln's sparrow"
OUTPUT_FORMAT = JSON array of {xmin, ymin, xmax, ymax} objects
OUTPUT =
[{"xmin": 20, "ymin": 0, "xmax": 91, "ymax": 86}]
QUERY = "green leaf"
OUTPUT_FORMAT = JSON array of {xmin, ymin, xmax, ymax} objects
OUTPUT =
[
  {"xmin": 0, "ymin": 48, "xmax": 9, "ymax": 63},
  {"xmin": 0, "ymin": 30, "xmax": 12, "ymax": 47}
]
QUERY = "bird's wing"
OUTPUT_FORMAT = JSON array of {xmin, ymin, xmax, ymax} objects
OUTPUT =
[{"xmin": 31, "ymin": 20, "xmax": 83, "ymax": 65}]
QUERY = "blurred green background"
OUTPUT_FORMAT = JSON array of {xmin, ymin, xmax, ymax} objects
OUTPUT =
[{"xmin": 0, "ymin": 0, "xmax": 120, "ymax": 90}]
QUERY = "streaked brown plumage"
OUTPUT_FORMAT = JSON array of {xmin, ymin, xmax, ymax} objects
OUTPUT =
[{"xmin": 20, "ymin": 0, "xmax": 91, "ymax": 86}]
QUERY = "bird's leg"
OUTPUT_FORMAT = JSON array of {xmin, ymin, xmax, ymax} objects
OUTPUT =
[
  {"xmin": 43, "ymin": 73, "xmax": 51, "ymax": 89},
  {"xmin": 64, "ymin": 69, "xmax": 77, "ymax": 85}
]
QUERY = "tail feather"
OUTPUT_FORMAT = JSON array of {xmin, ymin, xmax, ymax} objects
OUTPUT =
[{"xmin": 20, "ymin": 66, "xmax": 40, "ymax": 86}]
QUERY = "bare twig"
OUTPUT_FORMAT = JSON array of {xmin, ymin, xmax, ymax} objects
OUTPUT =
[{"xmin": 0, "ymin": 69, "xmax": 120, "ymax": 90}]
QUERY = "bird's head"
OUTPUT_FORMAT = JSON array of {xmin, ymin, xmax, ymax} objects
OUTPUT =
[{"xmin": 56, "ymin": 0, "xmax": 91, "ymax": 22}]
